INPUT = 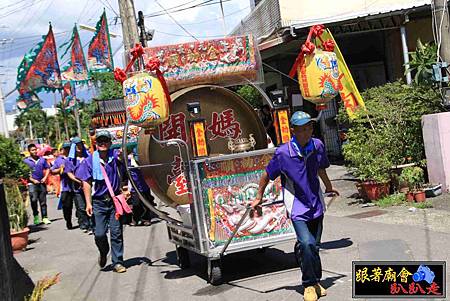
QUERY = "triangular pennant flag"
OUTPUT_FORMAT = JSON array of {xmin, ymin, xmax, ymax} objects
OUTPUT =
[
  {"xmin": 16, "ymin": 23, "xmax": 62, "ymax": 95},
  {"xmin": 62, "ymin": 82, "xmax": 77, "ymax": 112},
  {"xmin": 87, "ymin": 11, "xmax": 114, "ymax": 74},
  {"xmin": 16, "ymin": 91, "xmax": 41, "ymax": 111},
  {"xmin": 61, "ymin": 25, "xmax": 89, "ymax": 83}
]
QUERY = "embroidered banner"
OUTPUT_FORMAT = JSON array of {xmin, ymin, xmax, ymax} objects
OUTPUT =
[
  {"xmin": 16, "ymin": 24, "xmax": 62, "ymax": 95},
  {"xmin": 143, "ymin": 35, "xmax": 262, "ymax": 91},
  {"xmin": 61, "ymin": 25, "xmax": 89, "ymax": 83},
  {"xmin": 87, "ymin": 11, "xmax": 114, "ymax": 74}
]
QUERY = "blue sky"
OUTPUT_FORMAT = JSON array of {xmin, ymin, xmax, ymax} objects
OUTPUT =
[{"xmin": 0, "ymin": 0, "xmax": 251, "ymax": 111}]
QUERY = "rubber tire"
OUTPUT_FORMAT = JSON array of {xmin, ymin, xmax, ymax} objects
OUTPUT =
[
  {"xmin": 207, "ymin": 259, "xmax": 223, "ymax": 285},
  {"xmin": 256, "ymin": 247, "xmax": 267, "ymax": 253},
  {"xmin": 176, "ymin": 246, "xmax": 190, "ymax": 269}
]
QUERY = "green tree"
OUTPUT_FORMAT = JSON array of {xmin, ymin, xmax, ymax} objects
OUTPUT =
[
  {"xmin": 0, "ymin": 135, "xmax": 29, "ymax": 179},
  {"xmin": 339, "ymin": 81, "xmax": 443, "ymax": 181},
  {"xmin": 14, "ymin": 107, "xmax": 53, "ymax": 144},
  {"xmin": 236, "ymin": 85, "xmax": 263, "ymax": 108},
  {"xmin": 406, "ymin": 39, "xmax": 438, "ymax": 85},
  {"xmin": 91, "ymin": 72, "xmax": 123, "ymax": 100}
]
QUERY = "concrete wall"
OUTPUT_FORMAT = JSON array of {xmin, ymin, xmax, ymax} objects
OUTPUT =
[{"xmin": 422, "ymin": 112, "xmax": 450, "ymax": 192}]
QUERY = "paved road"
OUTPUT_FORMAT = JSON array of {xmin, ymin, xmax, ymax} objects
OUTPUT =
[{"xmin": 13, "ymin": 165, "xmax": 450, "ymax": 300}]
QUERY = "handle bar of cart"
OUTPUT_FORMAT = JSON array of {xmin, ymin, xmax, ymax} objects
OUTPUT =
[{"xmin": 219, "ymin": 201, "xmax": 280, "ymax": 257}]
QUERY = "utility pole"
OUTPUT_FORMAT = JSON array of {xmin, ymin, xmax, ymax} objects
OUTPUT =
[
  {"xmin": 0, "ymin": 87, "xmax": 9, "ymax": 138},
  {"xmin": 434, "ymin": 0, "xmax": 450, "ymax": 62},
  {"xmin": 28, "ymin": 120, "xmax": 33, "ymax": 140},
  {"xmin": 53, "ymin": 93, "xmax": 61, "ymax": 142},
  {"xmin": 72, "ymin": 84, "xmax": 82, "ymax": 138},
  {"xmin": 118, "ymin": 0, "xmax": 140, "ymax": 55}
]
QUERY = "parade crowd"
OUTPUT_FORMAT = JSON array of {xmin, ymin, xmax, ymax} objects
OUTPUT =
[{"xmin": 22, "ymin": 131, "xmax": 157, "ymax": 273}]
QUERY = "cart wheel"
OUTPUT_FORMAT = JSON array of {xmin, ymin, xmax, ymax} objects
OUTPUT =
[
  {"xmin": 176, "ymin": 246, "xmax": 190, "ymax": 269},
  {"xmin": 257, "ymin": 247, "xmax": 267, "ymax": 253},
  {"xmin": 207, "ymin": 259, "xmax": 223, "ymax": 285}
]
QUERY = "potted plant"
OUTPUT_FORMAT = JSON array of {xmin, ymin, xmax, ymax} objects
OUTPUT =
[
  {"xmin": 5, "ymin": 180, "xmax": 30, "ymax": 253},
  {"xmin": 399, "ymin": 167, "xmax": 426, "ymax": 202},
  {"xmin": 343, "ymin": 127, "xmax": 392, "ymax": 201}
]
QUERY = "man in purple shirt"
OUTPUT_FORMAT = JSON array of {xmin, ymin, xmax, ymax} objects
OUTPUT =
[
  {"xmin": 65, "ymin": 137, "xmax": 93, "ymax": 234},
  {"xmin": 76, "ymin": 130, "xmax": 127, "ymax": 273},
  {"xmin": 128, "ymin": 150, "xmax": 156, "ymax": 226},
  {"xmin": 23, "ymin": 144, "xmax": 51, "ymax": 225},
  {"xmin": 51, "ymin": 142, "xmax": 73, "ymax": 229},
  {"xmin": 251, "ymin": 111, "xmax": 339, "ymax": 301}
]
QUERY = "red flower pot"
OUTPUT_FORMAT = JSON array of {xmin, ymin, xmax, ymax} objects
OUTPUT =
[
  {"xmin": 414, "ymin": 191, "xmax": 426, "ymax": 203},
  {"xmin": 406, "ymin": 192, "xmax": 415, "ymax": 202},
  {"xmin": 10, "ymin": 227, "xmax": 29, "ymax": 253},
  {"xmin": 361, "ymin": 181, "xmax": 390, "ymax": 201}
]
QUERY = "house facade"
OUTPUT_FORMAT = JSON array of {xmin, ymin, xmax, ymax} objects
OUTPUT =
[{"xmin": 234, "ymin": 0, "xmax": 435, "ymax": 159}]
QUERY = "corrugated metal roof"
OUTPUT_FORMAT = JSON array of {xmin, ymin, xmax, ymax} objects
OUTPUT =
[
  {"xmin": 231, "ymin": 0, "xmax": 432, "ymax": 39},
  {"xmin": 284, "ymin": 0, "xmax": 431, "ymax": 29}
]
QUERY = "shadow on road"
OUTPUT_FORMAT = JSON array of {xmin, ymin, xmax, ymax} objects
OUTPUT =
[
  {"xmin": 102, "ymin": 256, "xmax": 152, "ymax": 271},
  {"xmin": 321, "ymin": 237, "xmax": 353, "ymax": 250},
  {"xmin": 162, "ymin": 237, "xmax": 353, "ymax": 293},
  {"xmin": 12, "ymin": 257, "xmax": 35, "ymax": 301}
]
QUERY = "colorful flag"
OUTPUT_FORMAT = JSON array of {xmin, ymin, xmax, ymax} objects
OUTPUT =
[
  {"xmin": 320, "ymin": 29, "xmax": 366, "ymax": 118},
  {"xmin": 62, "ymin": 82, "xmax": 77, "ymax": 111},
  {"xmin": 16, "ymin": 91, "xmax": 40, "ymax": 111},
  {"xmin": 87, "ymin": 11, "xmax": 114, "ymax": 74},
  {"xmin": 16, "ymin": 24, "xmax": 62, "ymax": 95},
  {"xmin": 61, "ymin": 25, "xmax": 89, "ymax": 83}
]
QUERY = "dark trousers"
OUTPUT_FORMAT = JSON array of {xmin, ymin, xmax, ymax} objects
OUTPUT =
[
  {"xmin": 131, "ymin": 190, "xmax": 155, "ymax": 223},
  {"xmin": 93, "ymin": 199, "xmax": 123, "ymax": 265},
  {"xmin": 73, "ymin": 192, "xmax": 94, "ymax": 230},
  {"xmin": 60, "ymin": 191, "xmax": 74, "ymax": 224},
  {"xmin": 292, "ymin": 215, "xmax": 324, "ymax": 287},
  {"xmin": 29, "ymin": 183, "xmax": 47, "ymax": 218}
]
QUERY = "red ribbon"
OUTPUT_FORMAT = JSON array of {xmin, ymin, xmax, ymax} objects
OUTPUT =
[
  {"xmin": 145, "ymin": 58, "xmax": 172, "ymax": 112},
  {"xmin": 322, "ymin": 39, "xmax": 335, "ymax": 52},
  {"xmin": 289, "ymin": 24, "xmax": 334, "ymax": 78},
  {"xmin": 113, "ymin": 43, "xmax": 172, "ymax": 113}
]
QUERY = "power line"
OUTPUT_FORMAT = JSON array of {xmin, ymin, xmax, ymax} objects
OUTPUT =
[
  {"xmin": 154, "ymin": 0, "xmax": 199, "ymax": 41},
  {"xmin": 0, "ymin": 0, "xmax": 46, "ymax": 19},
  {"xmin": 143, "ymin": 0, "xmax": 203, "ymax": 17},
  {"xmin": 145, "ymin": 0, "xmax": 231, "ymax": 18},
  {"xmin": 145, "ymin": 5, "xmax": 248, "ymax": 26}
]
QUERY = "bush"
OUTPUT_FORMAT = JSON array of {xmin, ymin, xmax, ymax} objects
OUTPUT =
[
  {"xmin": 0, "ymin": 135, "xmax": 29, "ymax": 179},
  {"xmin": 4, "ymin": 179, "xmax": 28, "ymax": 232},
  {"xmin": 340, "ymin": 81, "xmax": 443, "ymax": 181},
  {"xmin": 236, "ymin": 85, "xmax": 263, "ymax": 108},
  {"xmin": 399, "ymin": 166, "xmax": 425, "ymax": 190}
]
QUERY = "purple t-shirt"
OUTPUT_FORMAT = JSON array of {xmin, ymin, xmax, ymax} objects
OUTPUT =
[
  {"xmin": 128, "ymin": 159, "xmax": 150, "ymax": 193},
  {"xmin": 65, "ymin": 157, "xmax": 85, "ymax": 193},
  {"xmin": 24, "ymin": 156, "xmax": 49, "ymax": 182},
  {"xmin": 266, "ymin": 138, "xmax": 330, "ymax": 222},
  {"xmin": 75, "ymin": 151, "xmax": 125, "ymax": 199},
  {"xmin": 51, "ymin": 156, "xmax": 71, "ymax": 192}
]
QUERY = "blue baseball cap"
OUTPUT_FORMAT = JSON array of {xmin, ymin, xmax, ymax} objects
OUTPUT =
[
  {"xmin": 71, "ymin": 137, "xmax": 82, "ymax": 144},
  {"xmin": 95, "ymin": 130, "xmax": 113, "ymax": 140},
  {"xmin": 62, "ymin": 141, "xmax": 71, "ymax": 148},
  {"xmin": 290, "ymin": 111, "xmax": 314, "ymax": 126}
]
